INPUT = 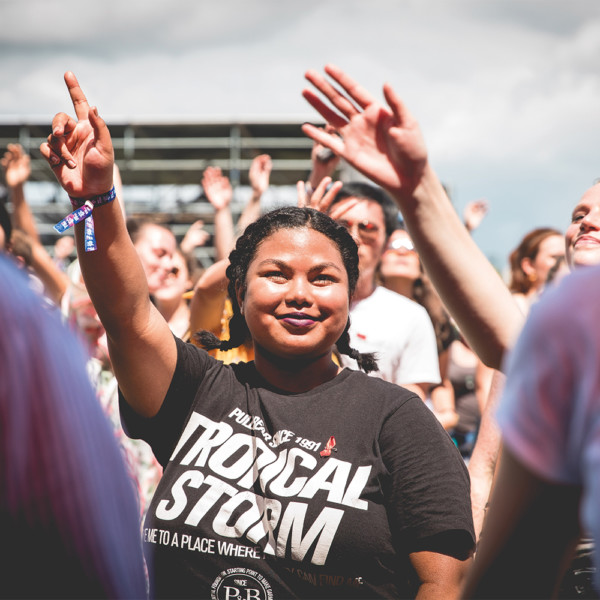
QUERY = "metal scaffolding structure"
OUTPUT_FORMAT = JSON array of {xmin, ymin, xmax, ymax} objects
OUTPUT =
[{"xmin": 1, "ymin": 120, "xmax": 345, "ymax": 268}]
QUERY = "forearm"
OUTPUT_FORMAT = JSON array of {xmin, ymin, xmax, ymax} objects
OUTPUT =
[
  {"xmin": 213, "ymin": 206, "xmax": 235, "ymax": 261},
  {"xmin": 73, "ymin": 196, "xmax": 152, "ymax": 339},
  {"xmin": 430, "ymin": 381, "xmax": 459, "ymax": 430},
  {"xmin": 468, "ymin": 371, "xmax": 505, "ymax": 540},
  {"xmin": 189, "ymin": 258, "xmax": 229, "ymax": 336},
  {"xmin": 393, "ymin": 165, "xmax": 524, "ymax": 370},
  {"xmin": 236, "ymin": 191, "xmax": 262, "ymax": 236},
  {"xmin": 462, "ymin": 450, "xmax": 581, "ymax": 599},
  {"xmin": 469, "ymin": 451, "xmax": 498, "ymax": 544},
  {"xmin": 29, "ymin": 242, "xmax": 69, "ymax": 306},
  {"xmin": 9, "ymin": 183, "xmax": 40, "ymax": 244},
  {"xmin": 475, "ymin": 360, "xmax": 495, "ymax": 414}
]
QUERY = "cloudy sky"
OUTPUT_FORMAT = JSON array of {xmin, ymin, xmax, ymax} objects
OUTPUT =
[{"xmin": 2, "ymin": 0, "xmax": 600, "ymax": 268}]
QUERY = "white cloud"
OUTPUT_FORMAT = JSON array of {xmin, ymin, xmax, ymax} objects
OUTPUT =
[{"xmin": 2, "ymin": 0, "xmax": 600, "ymax": 265}]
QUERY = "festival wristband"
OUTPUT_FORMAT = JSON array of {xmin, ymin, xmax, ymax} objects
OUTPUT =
[{"xmin": 53, "ymin": 186, "xmax": 116, "ymax": 252}]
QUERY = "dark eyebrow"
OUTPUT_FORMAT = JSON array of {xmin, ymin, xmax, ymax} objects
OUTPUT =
[
  {"xmin": 308, "ymin": 262, "xmax": 344, "ymax": 274},
  {"xmin": 255, "ymin": 258, "xmax": 287, "ymax": 269},
  {"xmin": 255, "ymin": 258, "xmax": 343, "ymax": 273}
]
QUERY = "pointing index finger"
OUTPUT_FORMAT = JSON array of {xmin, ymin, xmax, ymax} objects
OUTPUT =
[{"xmin": 64, "ymin": 71, "xmax": 90, "ymax": 121}]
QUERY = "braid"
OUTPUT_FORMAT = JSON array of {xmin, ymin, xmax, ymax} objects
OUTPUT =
[
  {"xmin": 193, "ymin": 293, "xmax": 251, "ymax": 352},
  {"xmin": 193, "ymin": 312, "xmax": 250, "ymax": 352},
  {"xmin": 335, "ymin": 319, "xmax": 378, "ymax": 373},
  {"xmin": 218, "ymin": 311, "xmax": 250, "ymax": 351},
  {"xmin": 193, "ymin": 330, "xmax": 222, "ymax": 350},
  {"xmin": 193, "ymin": 245, "xmax": 252, "ymax": 352}
]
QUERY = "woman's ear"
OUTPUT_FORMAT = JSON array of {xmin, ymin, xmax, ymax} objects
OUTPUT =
[
  {"xmin": 521, "ymin": 257, "xmax": 537, "ymax": 282},
  {"xmin": 235, "ymin": 282, "xmax": 245, "ymax": 314}
]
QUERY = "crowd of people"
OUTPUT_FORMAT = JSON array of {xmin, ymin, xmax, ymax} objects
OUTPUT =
[{"xmin": 1, "ymin": 65, "xmax": 598, "ymax": 599}]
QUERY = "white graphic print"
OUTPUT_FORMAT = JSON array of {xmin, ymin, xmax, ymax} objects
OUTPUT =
[
  {"xmin": 211, "ymin": 567, "xmax": 273, "ymax": 600},
  {"xmin": 151, "ymin": 411, "xmax": 371, "ymax": 566}
]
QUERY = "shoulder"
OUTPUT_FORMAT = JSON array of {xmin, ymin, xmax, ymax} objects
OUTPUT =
[
  {"xmin": 535, "ymin": 266, "xmax": 600, "ymax": 323},
  {"xmin": 513, "ymin": 266, "xmax": 600, "ymax": 355}
]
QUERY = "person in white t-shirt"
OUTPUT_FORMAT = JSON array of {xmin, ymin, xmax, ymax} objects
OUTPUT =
[
  {"xmin": 299, "ymin": 63, "xmax": 600, "ymax": 596},
  {"xmin": 327, "ymin": 181, "xmax": 440, "ymax": 400},
  {"xmin": 461, "ymin": 262, "xmax": 600, "ymax": 598}
]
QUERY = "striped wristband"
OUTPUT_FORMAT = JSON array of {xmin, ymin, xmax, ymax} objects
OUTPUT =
[{"xmin": 54, "ymin": 186, "xmax": 116, "ymax": 252}]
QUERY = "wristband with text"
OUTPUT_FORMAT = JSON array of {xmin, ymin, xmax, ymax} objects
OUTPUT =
[{"xmin": 53, "ymin": 186, "xmax": 116, "ymax": 252}]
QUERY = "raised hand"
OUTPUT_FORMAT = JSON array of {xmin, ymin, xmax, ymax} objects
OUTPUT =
[
  {"xmin": 1, "ymin": 144, "xmax": 31, "ymax": 189},
  {"xmin": 180, "ymin": 220, "xmax": 210, "ymax": 254},
  {"xmin": 463, "ymin": 199, "xmax": 489, "ymax": 233},
  {"xmin": 202, "ymin": 166, "xmax": 232, "ymax": 211},
  {"xmin": 307, "ymin": 125, "xmax": 341, "ymax": 191},
  {"xmin": 39, "ymin": 72, "xmax": 114, "ymax": 199},
  {"xmin": 302, "ymin": 64, "xmax": 428, "ymax": 197},
  {"xmin": 249, "ymin": 154, "xmax": 272, "ymax": 197},
  {"xmin": 297, "ymin": 176, "xmax": 348, "ymax": 218}
]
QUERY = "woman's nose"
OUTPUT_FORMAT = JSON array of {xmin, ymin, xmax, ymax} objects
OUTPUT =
[
  {"xmin": 160, "ymin": 255, "xmax": 175, "ymax": 276},
  {"xmin": 286, "ymin": 277, "xmax": 311, "ymax": 305},
  {"xmin": 581, "ymin": 207, "xmax": 600, "ymax": 230}
]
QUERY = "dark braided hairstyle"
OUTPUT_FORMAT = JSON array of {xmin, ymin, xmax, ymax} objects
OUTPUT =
[{"xmin": 194, "ymin": 206, "xmax": 378, "ymax": 373}]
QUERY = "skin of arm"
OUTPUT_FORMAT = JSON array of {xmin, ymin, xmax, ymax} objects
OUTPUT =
[
  {"xmin": 301, "ymin": 65, "xmax": 524, "ymax": 370},
  {"xmin": 463, "ymin": 199, "xmax": 489, "ymax": 234},
  {"xmin": 404, "ymin": 382, "xmax": 430, "ymax": 403},
  {"xmin": 189, "ymin": 257, "xmax": 230, "ymax": 338},
  {"xmin": 467, "ymin": 370, "xmax": 505, "ymax": 543},
  {"xmin": 236, "ymin": 154, "xmax": 272, "ymax": 235},
  {"xmin": 461, "ymin": 447, "xmax": 581, "ymax": 599},
  {"xmin": 429, "ymin": 349, "xmax": 459, "ymax": 430},
  {"xmin": 2, "ymin": 144, "xmax": 40, "ymax": 244},
  {"xmin": 10, "ymin": 228, "xmax": 68, "ymax": 306},
  {"xmin": 179, "ymin": 219, "xmax": 210, "ymax": 255},
  {"xmin": 410, "ymin": 550, "xmax": 472, "ymax": 599},
  {"xmin": 474, "ymin": 357, "xmax": 495, "ymax": 415},
  {"xmin": 112, "ymin": 162, "xmax": 126, "ymax": 218},
  {"xmin": 429, "ymin": 382, "xmax": 459, "ymax": 429},
  {"xmin": 190, "ymin": 156, "xmax": 272, "ymax": 343},
  {"xmin": 40, "ymin": 71, "xmax": 176, "ymax": 418},
  {"xmin": 306, "ymin": 126, "xmax": 341, "ymax": 192},
  {"xmin": 202, "ymin": 166, "xmax": 235, "ymax": 261},
  {"xmin": 3, "ymin": 144, "xmax": 69, "ymax": 304},
  {"xmin": 29, "ymin": 238, "xmax": 70, "ymax": 304}
]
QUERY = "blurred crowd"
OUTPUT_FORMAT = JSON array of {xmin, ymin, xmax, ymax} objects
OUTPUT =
[{"xmin": 1, "ymin": 65, "xmax": 599, "ymax": 599}]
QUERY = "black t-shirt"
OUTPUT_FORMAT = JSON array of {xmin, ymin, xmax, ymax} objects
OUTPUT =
[{"xmin": 121, "ymin": 338, "xmax": 474, "ymax": 599}]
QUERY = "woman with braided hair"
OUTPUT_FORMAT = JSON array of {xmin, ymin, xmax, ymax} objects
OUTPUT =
[
  {"xmin": 193, "ymin": 206, "xmax": 378, "ymax": 374},
  {"xmin": 41, "ymin": 71, "xmax": 474, "ymax": 599}
]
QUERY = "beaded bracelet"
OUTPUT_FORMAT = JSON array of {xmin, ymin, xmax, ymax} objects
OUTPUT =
[{"xmin": 54, "ymin": 186, "xmax": 116, "ymax": 252}]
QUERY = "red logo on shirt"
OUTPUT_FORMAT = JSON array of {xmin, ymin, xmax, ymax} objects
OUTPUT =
[{"xmin": 320, "ymin": 436, "xmax": 337, "ymax": 457}]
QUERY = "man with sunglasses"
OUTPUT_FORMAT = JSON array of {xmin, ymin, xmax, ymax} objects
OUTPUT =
[{"xmin": 328, "ymin": 182, "xmax": 440, "ymax": 401}]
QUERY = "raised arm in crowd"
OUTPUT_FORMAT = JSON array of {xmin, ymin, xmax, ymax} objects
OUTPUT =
[{"xmin": 301, "ymin": 64, "xmax": 525, "ymax": 370}]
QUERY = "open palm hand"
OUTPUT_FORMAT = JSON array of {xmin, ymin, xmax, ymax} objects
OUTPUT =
[{"xmin": 302, "ymin": 65, "xmax": 428, "ymax": 197}]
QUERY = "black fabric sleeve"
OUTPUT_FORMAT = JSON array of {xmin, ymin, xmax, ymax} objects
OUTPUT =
[
  {"xmin": 379, "ymin": 396, "xmax": 475, "ymax": 559},
  {"xmin": 119, "ymin": 336, "xmax": 216, "ymax": 466}
]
